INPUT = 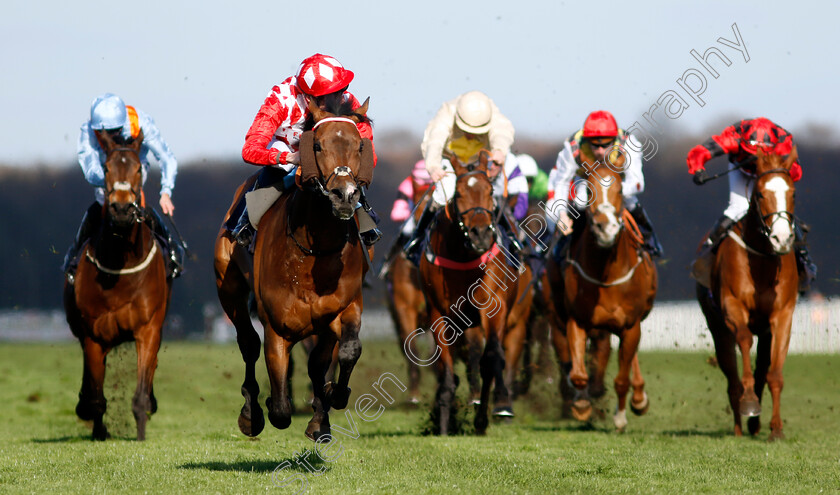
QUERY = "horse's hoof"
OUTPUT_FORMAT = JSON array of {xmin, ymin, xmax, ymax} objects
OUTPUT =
[
  {"xmin": 92, "ymin": 424, "xmax": 110, "ymax": 441},
  {"xmin": 747, "ymin": 416, "xmax": 761, "ymax": 436},
  {"xmin": 305, "ymin": 421, "xmax": 330, "ymax": 442},
  {"xmin": 572, "ymin": 399, "xmax": 592, "ymax": 422},
  {"xmin": 470, "ymin": 398, "xmax": 481, "ymax": 407},
  {"xmin": 768, "ymin": 430, "xmax": 785, "ymax": 442},
  {"xmin": 474, "ymin": 415, "xmax": 489, "ymax": 435},
  {"xmin": 739, "ymin": 399, "xmax": 761, "ymax": 417},
  {"xmin": 613, "ymin": 408, "xmax": 628, "ymax": 432},
  {"xmin": 406, "ymin": 396, "xmax": 420, "ymax": 406},
  {"xmin": 492, "ymin": 406, "xmax": 514, "ymax": 418},
  {"xmin": 630, "ymin": 392, "xmax": 650, "ymax": 416},
  {"xmin": 238, "ymin": 402, "xmax": 265, "ymax": 437},
  {"xmin": 266, "ymin": 397, "xmax": 291, "ymax": 430}
]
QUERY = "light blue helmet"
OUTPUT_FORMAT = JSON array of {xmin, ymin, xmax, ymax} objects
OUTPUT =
[{"xmin": 90, "ymin": 93, "xmax": 127, "ymax": 130}]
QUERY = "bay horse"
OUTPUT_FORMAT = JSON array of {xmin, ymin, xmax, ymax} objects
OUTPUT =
[
  {"xmin": 63, "ymin": 129, "xmax": 171, "ymax": 441},
  {"xmin": 419, "ymin": 151, "xmax": 530, "ymax": 435},
  {"xmin": 696, "ymin": 147, "xmax": 799, "ymax": 440},
  {"xmin": 214, "ymin": 98, "xmax": 374, "ymax": 441},
  {"xmin": 545, "ymin": 149, "xmax": 657, "ymax": 431},
  {"xmin": 385, "ymin": 183, "xmax": 432, "ymax": 405}
]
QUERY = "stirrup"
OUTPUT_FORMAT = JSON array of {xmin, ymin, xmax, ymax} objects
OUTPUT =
[{"xmin": 360, "ymin": 228, "xmax": 382, "ymax": 246}]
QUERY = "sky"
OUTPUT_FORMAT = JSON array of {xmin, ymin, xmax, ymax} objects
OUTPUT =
[{"xmin": 1, "ymin": 0, "xmax": 838, "ymax": 166}]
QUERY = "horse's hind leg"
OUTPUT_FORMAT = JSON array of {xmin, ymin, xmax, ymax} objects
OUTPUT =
[
  {"xmin": 588, "ymin": 330, "xmax": 612, "ymax": 399},
  {"xmin": 497, "ymin": 318, "xmax": 526, "ymax": 417},
  {"xmin": 613, "ymin": 324, "xmax": 641, "ymax": 432},
  {"xmin": 748, "ymin": 335, "xmax": 772, "ymax": 436},
  {"xmin": 629, "ymin": 354, "xmax": 649, "ymax": 416},
  {"xmin": 133, "ymin": 323, "xmax": 162, "ymax": 441},
  {"xmin": 305, "ymin": 333, "xmax": 338, "ymax": 441},
  {"xmin": 216, "ymin": 255, "xmax": 264, "ymax": 437},
  {"xmin": 77, "ymin": 337, "xmax": 110, "ymax": 441},
  {"xmin": 325, "ymin": 305, "xmax": 363, "ymax": 410}
]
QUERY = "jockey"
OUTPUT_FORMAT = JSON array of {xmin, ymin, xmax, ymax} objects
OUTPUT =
[
  {"xmin": 545, "ymin": 110, "xmax": 663, "ymax": 258},
  {"xmin": 687, "ymin": 117, "xmax": 817, "ymax": 293},
  {"xmin": 232, "ymin": 53, "xmax": 381, "ymax": 247},
  {"xmin": 403, "ymin": 90, "xmax": 522, "ymax": 262},
  {"xmin": 392, "ymin": 160, "xmax": 434, "ymax": 244},
  {"xmin": 63, "ymin": 93, "xmax": 184, "ymax": 283},
  {"xmin": 516, "ymin": 153, "xmax": 549, "ymax": 202}
]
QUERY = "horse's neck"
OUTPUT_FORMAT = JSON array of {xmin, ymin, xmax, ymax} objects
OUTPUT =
[
  {"xmin": 740, "ymin": 202, "xmax": 774, "ymax": 254},
  {"xmin": 94, "ymin": 221, "xmax": 151, "ymax": 264},
  {"xmin": 576, "ymin": 223, "xmax": 636, "ymax": 273},
  {"xmin": 289, "ymin": 191, "xmax": 353, "ymax": 247},
  {"xmin": 431, "ymin": 211, "xmax": 482, "ymax": 262}
]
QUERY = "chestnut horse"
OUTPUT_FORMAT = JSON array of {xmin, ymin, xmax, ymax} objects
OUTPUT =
[
  {"xmin": 419, "ymin": 151, "xmax": 530, "ymax": 435},
  {"xmin": 385, "ymin": 183, "xmax": 431, "ymax": 405},
  {"xmin": 545, "ymin": 150, "xmax": 657, "ymax": 431},
  {"xmin": 696, "ymin": 147, "xmax": 799, "ymax": 440},
  {"xmin": 63, "ymin": 129, "xmax": 171, "ymax": 441},
  {"xmin": 215, "ymin": 99, "xmax": 374, "ymax": 441}
]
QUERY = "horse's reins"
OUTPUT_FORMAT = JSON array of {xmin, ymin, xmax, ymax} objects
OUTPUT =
[
  {"xmin": 728, "ymin": 167, "xmax": 796, "ymax": 257},
  {"xmin": 449, "ymin": 169, "xmax": 497, "ymax": 246}
]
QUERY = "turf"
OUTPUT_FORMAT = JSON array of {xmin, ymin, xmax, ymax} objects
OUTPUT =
[{"xmin": 0, "ymin": 340, "xmax": 838, "ymax": 494}]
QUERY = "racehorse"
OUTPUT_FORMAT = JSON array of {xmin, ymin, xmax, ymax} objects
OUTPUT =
[
  {"xmin": 63, "ymin": 129, "xmax": 171, "ymax": 441},
  {"xmin": 214, "ymin": 98, "xmax": 374, "ymax": 441},
  {"xmin": 419, "ymin": 150, "xmax": 530, "ymax": 435},
  {"xmin": 545, "ymin": 149, "xmax": 657, "ymax": 431},
  {"xmin": 696, "ymin": 147, "xmax": 800, "ymax": 440},
  {"xmin": 384, "ymin": 183, "xmax": 432, "ymax": 405}
]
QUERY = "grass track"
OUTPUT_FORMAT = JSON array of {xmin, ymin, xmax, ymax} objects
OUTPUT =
[{"xmin": 1, "ymin": 341, "xmax": 839, "ymax": 494}]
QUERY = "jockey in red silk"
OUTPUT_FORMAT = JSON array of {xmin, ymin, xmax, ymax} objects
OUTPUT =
[
  {"xmin": 231, "ymin": 53, "xmax": 381, "ymax": 246},
  {"xmin": 546, "ymin": 110, "xmax": 663, "ymax": 258},
  {"xmin": 687, "ymin": 117, "xmax": 816, "ymax": 293}
]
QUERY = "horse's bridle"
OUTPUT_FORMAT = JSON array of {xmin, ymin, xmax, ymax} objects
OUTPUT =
[
  {"xmin": 304, "ymin": 118, "xmax": 364, "ymax": 198},
  {"xmin": 104, "ymin": 146, "xmax": 146, "ymax": 224},
  {"xmin": 450, "ymin": 168, "xmax": 497, "ymax": 246},
  {"xmin": 751, "ymin": 167, "xmax": 795, "ymax": 241}
]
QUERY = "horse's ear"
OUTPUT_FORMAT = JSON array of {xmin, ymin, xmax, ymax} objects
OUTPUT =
[
  {"xmin": 298, "ymin": 131, "xmax": 319, "ymax": 184},
  {"xmin": 784, "ymin": 145, "xmax": 798, "ymax": 169},
  {"xmin": 307, "ymin": 98, "xmax": 329, "ymax": 122},
  {"xmin": 131, "ymin": 129, "xmax": 144, "ymax": 153},
  {"xmin": 94, "ymin": 129, "xmax": 115, "ymax": 154},
  {"xmin": 443, "ymin": 150, "xmax": 464, "ymax": 174},
  {"xmin": 755, "ymin": 147, "xmax": 766, "ymax": 159},
  {"xmin": 357, "ymin": 138, "xmax": 374, "ymax": 187},
  {"xmin": 478, "ymin": 149, "xmax": 491, "ymax": 173},
  {"xmin": 355, "ymin": 97, "xmax": 370, "ymax": 117}
]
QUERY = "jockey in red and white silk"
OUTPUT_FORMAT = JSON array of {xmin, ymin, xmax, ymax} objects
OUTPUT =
[{"xmin": 687, "ymin": 117, "xmax": 816, "ymax": 293}]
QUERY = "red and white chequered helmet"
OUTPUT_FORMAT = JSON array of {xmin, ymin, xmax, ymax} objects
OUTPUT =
[{"xmin": 295, "ymin": 54, "xmax": 355, "ymax": 97}]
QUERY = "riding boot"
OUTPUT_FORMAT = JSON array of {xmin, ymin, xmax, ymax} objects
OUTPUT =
[
  {"xmin": 552, "ymin": 233, "xmax": 571, "ymax": 263},
  {"xmin": 497, "ymin": 210, "xmax": 524, "ymax": 256},
  {"xmin": 62, "ymin": 202, "xmax": 102, "ymax": 284},
  {"xmin": 231, "ymin": 205, "xmax": 254, "ymax": 248},
  {"xmin": 702, "ymin": 215, "xmax": 736, "ymax": 253},
  {"xmin": 794, "ymin": 221, "xmax": 817, "ymax": 295},
  {"xmin": 357, "ymin": 190, "xmax": 382, "ymax": 246},
  {"xmin": 628, "ymin": 203, "xmax": 663, "ymax": 258},
  {"xmin": 403, "ymin": 201, "xmax": 437, "ymax": 266},
  {"xmin": 378, "ymin": 232, "xmax": 409, "ymax": 279},
  {"xmin": 147, "ymin": 208, "xmax": 185, "ymax": 279}
]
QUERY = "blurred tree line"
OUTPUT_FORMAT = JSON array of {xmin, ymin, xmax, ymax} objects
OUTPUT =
[{"xmin": 1, "ymin": 131, "xmax": 836, "ymax": 337}]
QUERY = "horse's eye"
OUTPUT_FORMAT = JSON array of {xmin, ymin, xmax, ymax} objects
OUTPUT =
[
  {"xmin": 314, "ymin": 142, "xmax": 322, "ymax": 152},
  {"xmin": 359, "ymin": 142, "xmax": 364, "ymax": 153}
]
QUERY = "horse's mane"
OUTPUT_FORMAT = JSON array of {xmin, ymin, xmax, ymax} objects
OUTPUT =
[{"xmin": 303, "ymin": 98, "xmax": 373, "ymax": 131}]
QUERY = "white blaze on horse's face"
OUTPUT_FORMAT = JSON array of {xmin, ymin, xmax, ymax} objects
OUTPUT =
[
  {"xmin": 591, "ymin": 182, "xmax": 621, "ymax": 247},
  {"xmin": 765, "ymin": 176, "xmax": 793, "ymax": 253}
]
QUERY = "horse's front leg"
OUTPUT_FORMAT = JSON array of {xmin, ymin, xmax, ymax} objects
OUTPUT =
[
  {"xmin": 133, "ymin": 321, "xmax": 163, "ymax": 441},
  {"xmin": 77, "ymin": 337, "xmax": 110, "ymax": 441},
  {"xmin": 729, "ymin": 310, "xmax": 760, "ymax": 418},
  {"xmin": 766, "ymin": 308, "xmax": 794, "ymax": 441},
  {"xmin": 629, "ymin": 354, "xmax": 649, "ymax": 416},
  {"xmin": 566, "ymin": 318, "xmax": 592, "ymax": 421},
  {"xmin": 325, "ymin": 302, "xmax": 362, "ymax": 410},
  {"xmin": 264, "ymin": 328, "xmax": 294, "ymax": 430},
  {"xmin": 613, "ymin": 323, "xmax": 641, "ymax": 432},
  {"xmin": 306, "ymin": 332, "xmax": 338, "ymax": 441}
]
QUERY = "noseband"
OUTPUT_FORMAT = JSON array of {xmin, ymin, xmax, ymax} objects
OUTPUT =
[
  {"xmin": 450, "ymin": 169, "xmax": 496, "ymax": 244},
  {"xmin": 104, "ymin": 146, "xmax": 145, "ymax": 224},
  {"xmin": 752, "ymin": 167, "xmax": 794, "ymax": 240}
]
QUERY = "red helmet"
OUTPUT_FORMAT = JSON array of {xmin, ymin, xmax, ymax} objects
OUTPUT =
[
  {"xmin": 740, "ymin": 117, "xmax": 790, "ymax": 155},
  {"xmin": 295, "ymin": 54, "xmax": 355, "ymax": 97},
  {"xmin": 582, "ymin": 110, "xmax": 618, "ymax": 138}
]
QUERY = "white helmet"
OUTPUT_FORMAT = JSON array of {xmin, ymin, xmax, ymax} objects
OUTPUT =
[
  {"xmin": 516, "ymin": 153, "xmax": 539, "ymax": 178},
  {"xmin": 454, "ymin": 91, "xmax": 492, "ymax": 134},
  {"xmin": 90, "ymin": 93, "xmax": 127, "ymax": 130}
]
